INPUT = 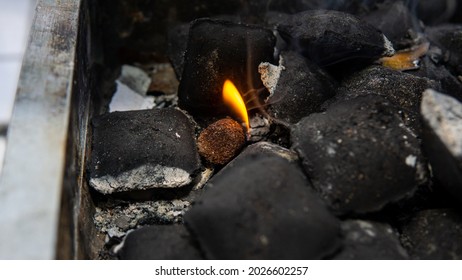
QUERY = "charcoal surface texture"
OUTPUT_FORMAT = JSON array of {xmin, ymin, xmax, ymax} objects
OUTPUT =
[
  {"xmin": 118, "ymin": 225, "xmax": 203, "ymax": 260},
  {"xmin": 185, "ymin": 145, "xmax": 340, "ymax": 259},
  {"xmin": 426, "ymin": 24, "xmax": 462, "ymax": 75},
  {"xmin": 266, "ymin": 51, "xmax": 337, "ymax": 124},
  {"xmin": 252, "ymin": 0, "xmax": 382, "ymax": 17},
  {"xmin": 421, "ymin": 90, "xmax": 462, "ymax": 202},
  {"xmin": 411, "ymin": 56, "xmax": 462, "ymax": 102},
  {"xmin": 401, "ymin": 209, "xmax": 462, "ymax": 259},
  {"xmin": 334, "ymin": 220, "xmax": 409, "ymax": 260},
  {"xmin": 167, "ymin": 23, "xmax": 189, "ymax": 79},
  {"xmin": 292, "ymin": 95, "xmax": 427, "ymax": 214},
  {"xmin": 277, "ymin": 10, "xmax": 395, "ymax": 66},
  {"xmin": 415, "ymin": 0, "xmax": 458, "ymax": 25},
  {"xmin": 178, "ymin": 18, "xmax": 276, "ymax": 117},
  {"xmin": 89, "ymin": 108, "xmax": 201, "ymax": 194},
  {"xmin": 340, "ymin": 65, "xmax": 441, "ymax": 132},
  {"xmin": 362, "ymin": 1, "xmax": 420, "ymax": 50}
]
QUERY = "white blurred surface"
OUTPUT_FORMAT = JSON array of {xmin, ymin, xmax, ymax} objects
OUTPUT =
[
  {"xmin": 0, "ymin": 0, "xmax": 36, "ymax": 175},
  {"xmin": 0, "ymin": 0, "xmax": 36, "ymax": 125}
]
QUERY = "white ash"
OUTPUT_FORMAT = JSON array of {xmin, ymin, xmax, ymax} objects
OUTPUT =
[
  {"xmin": 193, "ymin": 167, "xmax": 214, "ymax": 191},
  {"xmin": 421, "ymin": 89, "xmax": 462, "ymax": 158},
  {"xmin": 254, "ymin": 141, "xmax": 299, "ymax": 162},
  {"xmin": 249, "ymin": 113, "xmax": 271, "ymax": 142},
  {"xmin": 109, "ymin": 81, "xmax": 155, "ymax": 112},
  {"xmin": 382, "ymin": 35, "xmax": 396, "ymax": 57},
  {"xmin": 89, "ymin": 164, "xmax": 192, "ymax": 195},
  {"xmin": 94, "ymin": 200, "xmax": 191, "ymax": 238},
  {"xmin": 405, "ymin": 155, "xmax": 417, "ymax": 167},
  {"xmin": 152, "ymin": 93, "xmax": 178, "ymax": 109},
  {"xmin": 119, "ymin": 64, "xmax": 152, "ymax": 95},
  {"xmin": 258, "ymin": 56, "xmax": 285, "ymax": 97}
]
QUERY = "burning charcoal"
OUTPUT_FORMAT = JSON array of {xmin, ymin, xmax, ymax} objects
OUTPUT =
[
  {"xmin": 401, "ymin": 209, "xmax": 462, "ymax": 259},
  {"xmin": 340, "ymin": 65, "xmax": 441, "ymax": 132},
  {"xmin": 277, "ymin": 10, "xmax": 395, "ymax": 66},
  {"xmin": 362, "ymin": 1, "xmax": 422, "ymax": 50},
  {"xmin": 118, "ymin": 65, "xmax": 152, "ymax": 95},
  {"xmin": 379, "ymin": 42, "xmax": 429, "ymax": 71},
  {"xmin": 118, "ymin": 225, "xmax": 202, "ymax": 260},
  {"xmin": 197, "ymin": 118, "xmax": 246, "ymax": 165},
  {"xmin": 185, "ymin": 144, "xmax": 341, "ymax": 259},
  {"xmin": 426, "ymin": 24, "xmax": 462, "ymax": 75},
  {"xmin": 421, "ymin": 90, "xmax": 462, "ymax": 202},
  {"xmin": 178, "ymin": 19, "xmax": 276, "ymax": 117},
  {"xmin": 292, "ymin": 95, "xmax": 427, "ymax": 214},
  {"xmin": 109, "ymin": 81, "xmax": 156, "ymax": 112},
  {"xmin": 262, "ymin": 51, "xmax": 337, "ymax": 124},
  {"xmin": 334, "ymin": 220, "xmax": 409, "ymax": 260},
  {"xmin": 167, "ymin": 23, "xmax": 189, "ymax": 79},
  {"xmin": 89, "ymin": 108, "xmax": 201, "ymax": 194}
]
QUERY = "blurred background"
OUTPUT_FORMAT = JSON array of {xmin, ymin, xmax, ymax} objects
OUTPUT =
[{"xmin": 0, "ymin": 0, "xmax": 36, "ymax": 173}]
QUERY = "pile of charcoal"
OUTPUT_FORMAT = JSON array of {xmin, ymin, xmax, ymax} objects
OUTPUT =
[{"xmin": 89, "ymin": 0, "xmax": 462, "ymax": 259}]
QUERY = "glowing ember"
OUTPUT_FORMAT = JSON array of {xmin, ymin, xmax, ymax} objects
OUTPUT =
[
  {"xmin": 222, "ymin": 79, "xmax": 250, "ymax": 130},
  {"xmin": 380, "ymin": 42, "xmax": 430, "ymax": 71}
]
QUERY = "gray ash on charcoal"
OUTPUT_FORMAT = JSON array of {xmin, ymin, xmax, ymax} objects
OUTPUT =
[
  {"xmin": 185, "ymin": 142, "xmax": 341, "ymax": 259},
  {"xmin": 292, "ymin": 95, "xmax": 427, "ymax": 215},
  {"xmin": 178, "ymin": 18, "xmax": 276, "ymax": 117},
  {"xmin": 277, "ymin": 10, "xmax": 395, "ymax": 67},
  {"xmin": 89, "ymin": 108, "xmax": 201, "ymax": 195},
  {"xmin": 421, "ymin": 90, "xmax": 462, "ymax": 203}
]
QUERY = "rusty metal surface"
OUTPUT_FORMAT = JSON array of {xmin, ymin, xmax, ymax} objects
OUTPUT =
[{"xmin": 0, "ymin": 0, "xmax": 81, "ymax": 259}]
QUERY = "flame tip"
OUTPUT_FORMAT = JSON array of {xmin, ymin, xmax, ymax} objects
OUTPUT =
[{"xmin": 222, "ymin": 79, "xmax": 250, "ymax": 131}]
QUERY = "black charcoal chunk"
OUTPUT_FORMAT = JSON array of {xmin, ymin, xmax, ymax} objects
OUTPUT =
[
  {"xmin": 277, "ymin": 10, "xmax": 395, "ymax": 66},
  {"xmin": 178, "ymin": 19, "xmax": 276, "ymax": 117},
  {"xmin": 415, "ymin": 0, "xmax": 458, "ymax": 25},
  {"xmin": 421, "ymin": 90, "xmax": 462, "ymax": 202},
  {"xmin": 167, "ymin": 23, "xmax": 189, "ymax": 79},
  {"xmin": 118, "ymin": 225, "xmax": 202, "ymax": 260},
  {"xmin": 334, "ymin": 220, "xmax": 409, "ymax": 260},
  {"xmin": 292, "ymin": 95, "xmax": 427, "ymax": 214},
  {"xmin": 89, "ymin": 108, "xmax": 201, "ymax": 194},
  {"xmin": 426, "ymin": 24, "xmax": 462, "ymax": 75},
  {"xmin": 184, "ymin": 143, "xmax": 341, "ymax": 259},
  {"xmin": 253, "ymin": 0, "xmax": 381, "ymax": 16},
  {"xmin": 411, "ymin": 56, "xmax": 462, "ymax": 102},
  {"xmin": 264, "ymin": 51, "xmax": 337, "ymax": 124},
  {"xmin": 401, "ymin": 209, "xmax": 462, "ymax": 259},
  {"xmin": 362, "ymin": 2, "xmax": 421, "ymax": 50},
  {"xmin": 340, "ymin": 65, "xmax": 441, "ymax": 132}
]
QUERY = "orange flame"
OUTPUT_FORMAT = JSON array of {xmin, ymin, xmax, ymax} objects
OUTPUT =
[{"xmin": 222, "ymin": 79, "xmax": 250, "ymax": 130}]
